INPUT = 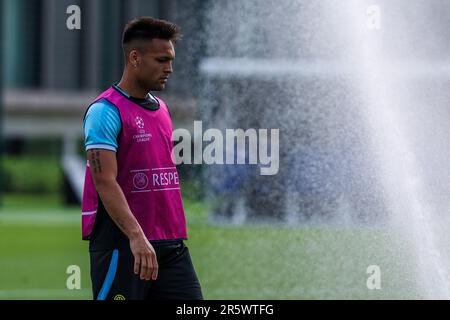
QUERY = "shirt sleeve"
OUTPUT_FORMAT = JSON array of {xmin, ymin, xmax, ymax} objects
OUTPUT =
[{"xmin": 83, "ymin": 100, "xmax": 121, "ymax": 152}]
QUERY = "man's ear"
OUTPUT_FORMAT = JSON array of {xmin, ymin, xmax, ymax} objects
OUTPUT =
[{"xmin": 129, "ymin": 49, "xmax": 140, "ymax": 68}]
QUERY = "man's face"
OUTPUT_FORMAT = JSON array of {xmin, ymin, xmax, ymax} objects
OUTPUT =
[{"xmin": 135, "ymin": 38, "xmax": 175, "ymax": 91}]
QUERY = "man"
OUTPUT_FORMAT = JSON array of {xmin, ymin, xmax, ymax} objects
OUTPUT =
[{"xmin": 82, "ymin": 17, "xmax": 203, "ymax": 300}]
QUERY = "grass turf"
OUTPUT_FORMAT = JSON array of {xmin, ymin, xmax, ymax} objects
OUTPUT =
[{"xmin": 0, "ymin": 194, "xmax": 419, "ymax": 300}]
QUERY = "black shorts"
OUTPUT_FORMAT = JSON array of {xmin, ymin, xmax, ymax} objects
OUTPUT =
[{"xmin": 89, "ymin": 241, "xmax": 203, "ymax": 300}]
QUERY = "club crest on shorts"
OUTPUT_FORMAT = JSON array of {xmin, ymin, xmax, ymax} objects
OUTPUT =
[{"xmin": 113, "ymin": 294, "xmax": 126, "ymax": 300}]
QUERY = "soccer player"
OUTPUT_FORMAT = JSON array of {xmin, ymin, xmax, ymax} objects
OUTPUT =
[{"xmin": 81, "ymin": 17, "xmax": 203, "ymax": 300}]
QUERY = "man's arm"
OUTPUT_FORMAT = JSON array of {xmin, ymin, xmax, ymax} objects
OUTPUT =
[{"xmin": 87, "ymin": 148, "xmax": 158, "ymax": 281}]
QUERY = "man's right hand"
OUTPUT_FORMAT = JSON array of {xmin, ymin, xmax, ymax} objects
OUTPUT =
[{"xmin": 130, "ymin": 233, "xmax": 159, "ymax": 281}]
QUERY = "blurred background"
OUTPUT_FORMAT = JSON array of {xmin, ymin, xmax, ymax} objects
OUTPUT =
[
  {"xmin": 1, "ymin": 0, "xmax": 204, "ymax": 205},
  {"xmin": 1, "ymin": 0, "xmax": 207, "ymax": 299},
  {"xmin": 2, "ymin": 0, "xmax": 450, "ymax": 299}
]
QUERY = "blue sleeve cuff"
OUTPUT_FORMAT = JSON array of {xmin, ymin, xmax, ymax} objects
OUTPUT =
[{"xmin": 86, "ymin": 144, "xmax": 117, "ymax": 152}]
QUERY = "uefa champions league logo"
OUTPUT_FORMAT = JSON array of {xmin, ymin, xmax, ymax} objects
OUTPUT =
[
  {"xmin": 135, "ymin": 116, "xmax": 145, "ymax": 129},
  {"xmin": 133, "ymin": 172, "xmax": 149, "ymax": 190},
  {"xmin": 132, "ymin": 116, "xmax": 152, "ymax": 142}
]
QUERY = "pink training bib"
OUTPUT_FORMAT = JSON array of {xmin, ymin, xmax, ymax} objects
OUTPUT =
[{"xmin": 81, "ymin": 87, "xmax": 187, "ymax": 241}]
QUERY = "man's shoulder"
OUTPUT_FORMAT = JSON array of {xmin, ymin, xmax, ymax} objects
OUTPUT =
[
  {"xmin": 84, "ymin": 99, "xmax": 121, "ymax": 132},
  {"xmin": 87, "ymin": 99, "xmax": 120, "ymax": 117}
]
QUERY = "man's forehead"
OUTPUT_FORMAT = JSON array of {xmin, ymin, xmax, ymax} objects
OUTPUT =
[{"xmin": 146, "ymin": 38, "xmax": 175, "ymax": 56}]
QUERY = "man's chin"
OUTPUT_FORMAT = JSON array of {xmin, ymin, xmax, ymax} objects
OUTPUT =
[{"xmin": 150, "ymin": 84, "xmax": 165, "ymax": 91}]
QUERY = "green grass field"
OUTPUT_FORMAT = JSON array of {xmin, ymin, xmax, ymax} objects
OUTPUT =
[{"xmin": 0, "ymin": 194, "xmax": 420, "ymax": 300}]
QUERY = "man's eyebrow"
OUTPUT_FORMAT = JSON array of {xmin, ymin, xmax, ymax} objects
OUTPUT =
[{"xmin": 157, "ymin": 55, "xmax": 175, "ymax": 60}]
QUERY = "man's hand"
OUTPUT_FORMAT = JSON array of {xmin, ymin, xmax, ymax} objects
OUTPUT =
[{"xmin": 130, "ymin": 234, "xmax": 159, "ymax": 281}]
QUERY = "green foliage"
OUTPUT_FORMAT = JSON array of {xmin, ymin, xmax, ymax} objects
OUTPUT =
[{"xmin": 2, "ymin": 156, "xmax": 62, "ymax": 193}]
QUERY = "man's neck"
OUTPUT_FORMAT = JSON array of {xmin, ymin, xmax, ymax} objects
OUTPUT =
[{"xmin": 117, "ymin": 73, "xmax": 148, "ymax": 99}]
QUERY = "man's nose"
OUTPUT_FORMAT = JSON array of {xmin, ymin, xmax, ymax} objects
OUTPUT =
[{"xmin": 165, "ymin": 62, "xmax": 173, "ymax": 74}]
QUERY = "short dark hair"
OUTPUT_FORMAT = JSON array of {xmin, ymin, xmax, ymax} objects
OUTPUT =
[{"xmin": 122, "ymin": 16, "xmax": 181, "ymax": 60}]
